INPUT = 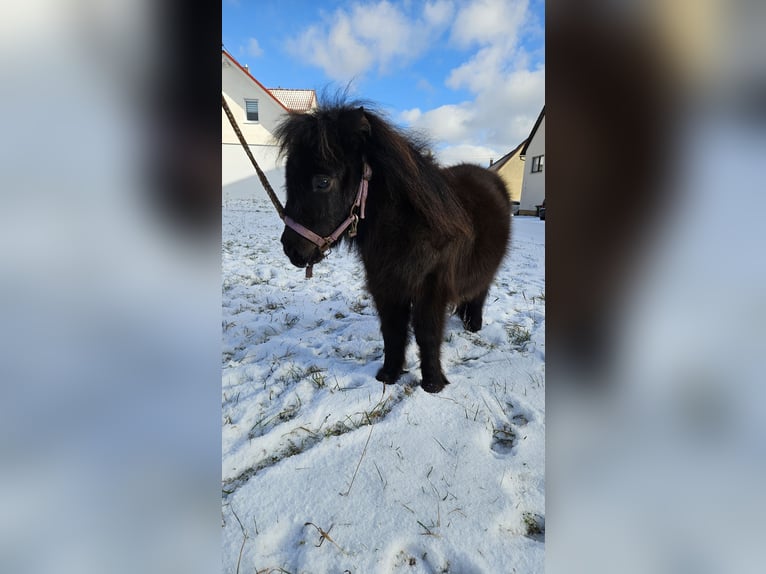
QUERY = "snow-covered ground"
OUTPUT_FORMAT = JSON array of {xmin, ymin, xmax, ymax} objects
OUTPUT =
[{"xmin": 222, "ymin": 197, "xmax": 545, "ymax": 573}]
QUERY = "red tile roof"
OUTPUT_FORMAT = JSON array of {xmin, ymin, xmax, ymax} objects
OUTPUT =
[{"xmin": 267, "ymin": 89, "xmax": 317, "ymax": 112}]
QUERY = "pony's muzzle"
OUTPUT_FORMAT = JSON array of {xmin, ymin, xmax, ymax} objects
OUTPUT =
[{"xmin": 280, "ymin": 227, "xmax": 324, "ymax": 268}]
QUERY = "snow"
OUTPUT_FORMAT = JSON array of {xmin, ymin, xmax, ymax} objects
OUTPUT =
[{"xmin": 222, "ymin": 197, "xmax": 545, "ymax": 573}]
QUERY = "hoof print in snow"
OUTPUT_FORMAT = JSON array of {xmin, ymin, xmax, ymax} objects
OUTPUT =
[
  {"xmin": 387, "ymin": 547, "xmax": 459, "ymax": 573},
  {"xmin": 490, "ymin": 424, "xmax": 517, "ymax": 455},
  {"xmin": 522, "ymin": 512, "xmax": 545, "ymax": 542},
  {"xmin": 389, "ymin": 549, "xmax": 419, "ymax": 570},
  {"xmin": 511, "ymin": 412, "xmax": 529, "ymax": 426},
  {"xmin": 491, "ymin": 404, "xmax": 532, "ymax": 454},
  {"xmin": 505, "ymin": 401, "xmax": 532, "ymax": 427}
]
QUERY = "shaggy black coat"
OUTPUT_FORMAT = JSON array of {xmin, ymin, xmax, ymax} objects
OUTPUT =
[{"xmin": 276, "ymin": 101, "xmax": 511, "ymax": 393}]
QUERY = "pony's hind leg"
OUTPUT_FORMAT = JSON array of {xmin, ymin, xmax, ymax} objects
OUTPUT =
[
  {"xmin": 456, "ymin": 288, "xmax": 489, "ymax": 333},
  {"xmin": 373, "ymin": 297, "xmax": 411, "ymax": 384},
  {"xmin": 412, "ymin": 287, "xmax": 450, "ymax": 393}
]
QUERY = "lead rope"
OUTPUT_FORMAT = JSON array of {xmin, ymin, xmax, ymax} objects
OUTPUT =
[
  {"xmin": 222, "ymin": 95, "xmax": 286, "ymax": 220},
  {"xmin": 223, "ymin": 95, "xmax": 371, "ymax": 279},
  {"xmin": 223, "ymin": 95, "xmax": 319, "ymax": 278}
]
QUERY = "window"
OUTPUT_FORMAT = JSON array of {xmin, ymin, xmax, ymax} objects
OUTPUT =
[
  {"xmin": 531, "ymin": 155, "xmax": 544, "ymax": 173},
  {"xmin": 245, "ymin": 99, "xmax": 259, "ymax": 122}
]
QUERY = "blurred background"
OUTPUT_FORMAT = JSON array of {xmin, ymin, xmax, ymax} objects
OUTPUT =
[
  {"xmin": 0, "ymin": 1, "xmax": 221, "ymax": 573},
  {"xmin": 547, "ymin": 0, "xmax": 766, "ymax": 572},
  {"xmin": 1, "ymin": 0, "xmax": 765, "ymax": 573}
]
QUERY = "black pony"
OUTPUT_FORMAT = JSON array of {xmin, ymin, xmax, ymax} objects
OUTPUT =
[{"xmin": 276, "ymin": 100, "xmax": 511, "ymax": 393}]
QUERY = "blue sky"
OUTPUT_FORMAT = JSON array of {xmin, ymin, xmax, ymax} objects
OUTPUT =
[{"xmin": 223, "ymin": 0, "xmax": 544, "ymax": 165}]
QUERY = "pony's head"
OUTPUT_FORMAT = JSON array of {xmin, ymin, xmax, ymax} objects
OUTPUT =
[{"xmin": 275, "ymin": 104, "xmax": 372, "ymax": 269}]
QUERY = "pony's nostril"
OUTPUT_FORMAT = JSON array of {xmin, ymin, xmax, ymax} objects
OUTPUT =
[
  {"xmin": 285, "ymin": 248, "xmax": 302, "ymax": 265},
  {"xmin": 282, "ymin": 241, "xmax": 315, "ymax": 268}
]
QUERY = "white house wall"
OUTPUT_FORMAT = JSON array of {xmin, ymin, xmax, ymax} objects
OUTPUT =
[
  {"xmin": 221, "ymin": 64, "xmax": 286, "ymax": 145},
  {"xmin": 520, "ymin": 115, "xmax": 545, "ymax": 214},
  {"xmin": 222, "ymin": 144, "xmax": 285, "ymax": 201},
  {"xmin": 222, "ymin": 54, "xmax": 291, "ymax": 200}
]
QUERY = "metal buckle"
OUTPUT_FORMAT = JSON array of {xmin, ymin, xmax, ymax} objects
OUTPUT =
[{"xmin": 348, "ymin": 214, "xmax": 360, "ymax": 237}]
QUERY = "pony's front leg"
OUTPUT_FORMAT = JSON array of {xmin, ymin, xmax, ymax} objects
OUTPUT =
[
  {"xmin": 373, "ymin": 297, "xmax": 411, "ymax": 384},
  {"xmin": 412, "ymin": 290, "xmax": 449, "ymax": 393}
]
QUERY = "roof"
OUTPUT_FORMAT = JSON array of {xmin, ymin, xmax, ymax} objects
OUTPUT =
[
  {"xmin": 222, "ymin": 49, "xmax": 289, "ymax": 112},
  {"xmin": 267, "ymin": 89, "xmax": 317, "ymax": 112},
  {"xmin": 520, "ymin": 106, "xmax": 545, "ymax": 157},
  {"xmin": 489, "ymin": 139, "xmax": 527, "ymax": 172}
]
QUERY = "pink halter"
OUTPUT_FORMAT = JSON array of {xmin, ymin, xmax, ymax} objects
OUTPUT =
[{"xmin": 284, "ymin": 161, "xmax": 372, "ymax": 252}]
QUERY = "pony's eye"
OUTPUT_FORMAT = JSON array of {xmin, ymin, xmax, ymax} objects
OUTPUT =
[{"xmin": 313, "ymin": 175, "xmax": 332, "ymax": 191}]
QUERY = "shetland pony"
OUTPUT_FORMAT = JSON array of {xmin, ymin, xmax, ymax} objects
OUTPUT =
[{"xmin": 276, "ymin": 101, "xmax": 511, "ymax": 393}]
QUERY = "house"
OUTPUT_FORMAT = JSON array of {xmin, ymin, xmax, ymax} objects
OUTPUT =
[
  {"xmin": 519, "ymin": 106, "xmax": 545, "ymax": 216},
  {"xmin": 489, "ymin": 139, "xmax": 527, "ymax": 213},
  {"xmin": 222, "ymin": 49, "xmax": 317, "ymax": 200}
]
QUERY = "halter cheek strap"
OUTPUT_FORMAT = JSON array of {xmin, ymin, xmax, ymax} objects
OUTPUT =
[{"xmin": 284, "ymin": 161, "xmax": 372, "ymax": 253}]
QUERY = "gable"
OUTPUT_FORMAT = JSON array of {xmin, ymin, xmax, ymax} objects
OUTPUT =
[
  {"xmin": 222, "ymin": 49, "xmax": 319, "ymax": 148},
  {"xmin": 222, "ymin": 50, "xmax": 288, "ymax": 112},
  {"xmin": 520, "ymin": 106, "xmax": 545, "ymax": 157},
  {"xmin": 489, "ymin": 139, "xmax": 527, "ymax": 172},
  {"xmin": 523, "ymin": 115, "xmax": 545, "ymax": 159},
  {"xmin": 222, "ymin": 50, "xmax": 291, "ymax": 144},
  {"xmin": 490, "ymin": 140, "xmax": 527, "ymax": 203}
]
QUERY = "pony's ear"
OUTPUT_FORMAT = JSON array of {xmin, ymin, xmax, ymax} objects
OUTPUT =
[
  {"xmin": 339, "ymin": 106, "xmax": 372, "ymax": 145},
  {"xmin": 357, "ymin": 106, "xmax": 371, "ymax": 138}
]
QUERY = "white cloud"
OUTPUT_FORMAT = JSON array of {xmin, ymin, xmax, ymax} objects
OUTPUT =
[
  {"xmin": 402, "ymin": 102, "xmax": 475, "ymax": 142},
  {"xmin": 447, "ymin": 44, "xmax": 506, "ymax": 92},
  {"xmin": 289, "ymin": 14, "xmax": 372, "ymax": 81},
  {"xmin": 402, "ymin": 104, "xmax": 507, "ymax": 166},
  {"xmin": 450, "ymin": 0, "xmax": 528, "ymax": 48},
  {"xmin": 287, "ymin": 0, "xmax": 544, "ymax": 160},
  {"xmin": 246, "ymin": 37, "xmax": 263, "ymax": 58},
  {"xmin": 401, "ymin": 0, "xmax": 543, "ymax": 154},
  {"xmin": 475, "ymin": 65, "xmax": 544, "ymax": 141},
  {"xmin": 288, "ymin": 1, "xmax": 451, "ymax": 82},
  {"xmin": 446, "ymin": 0, "xmax": 534, "ymax": 94},
  {"xmin": 399, "ymin": 108, "xmax": 423, "ymax": 124},
  {"xmin": 436, "ymin": 143, "xmax": 503, "ymax": 167},
  {"xmin": 403, "ymin": 64, "xmax": 543, "ymax": 154},
  {"xmin": 424, "ymin": 0, "xmax": 456, "ymax": 28}
]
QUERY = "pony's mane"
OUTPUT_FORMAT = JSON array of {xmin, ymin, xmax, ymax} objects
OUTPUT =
[
  {"xmin": 274, "ymin": 94, "xmax": 378, "ymax": 164},
  {"xmin": 275, "ymin": 95, "xmax": 473, "ymax": 240}
]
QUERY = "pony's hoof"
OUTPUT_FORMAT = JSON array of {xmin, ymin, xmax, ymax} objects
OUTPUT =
[
  {"xmin": 421, "ymin": 374, "xmax": 450, "ymax": 393},
  {"xmin": 463, "ymin": 318, "xmax": 482, "ymax": 332},
  {"xmin": 457, "ymin": 307, "xmax": 483, "ymax": 332},
  {"xmin": 376, "ymin": 367, "xmax": 404, "ymax": 384}
]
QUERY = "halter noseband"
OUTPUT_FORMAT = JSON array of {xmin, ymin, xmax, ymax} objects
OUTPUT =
[{"xmin": 284, "ymin": 161, "xmax": 372, "ymax": 253}]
